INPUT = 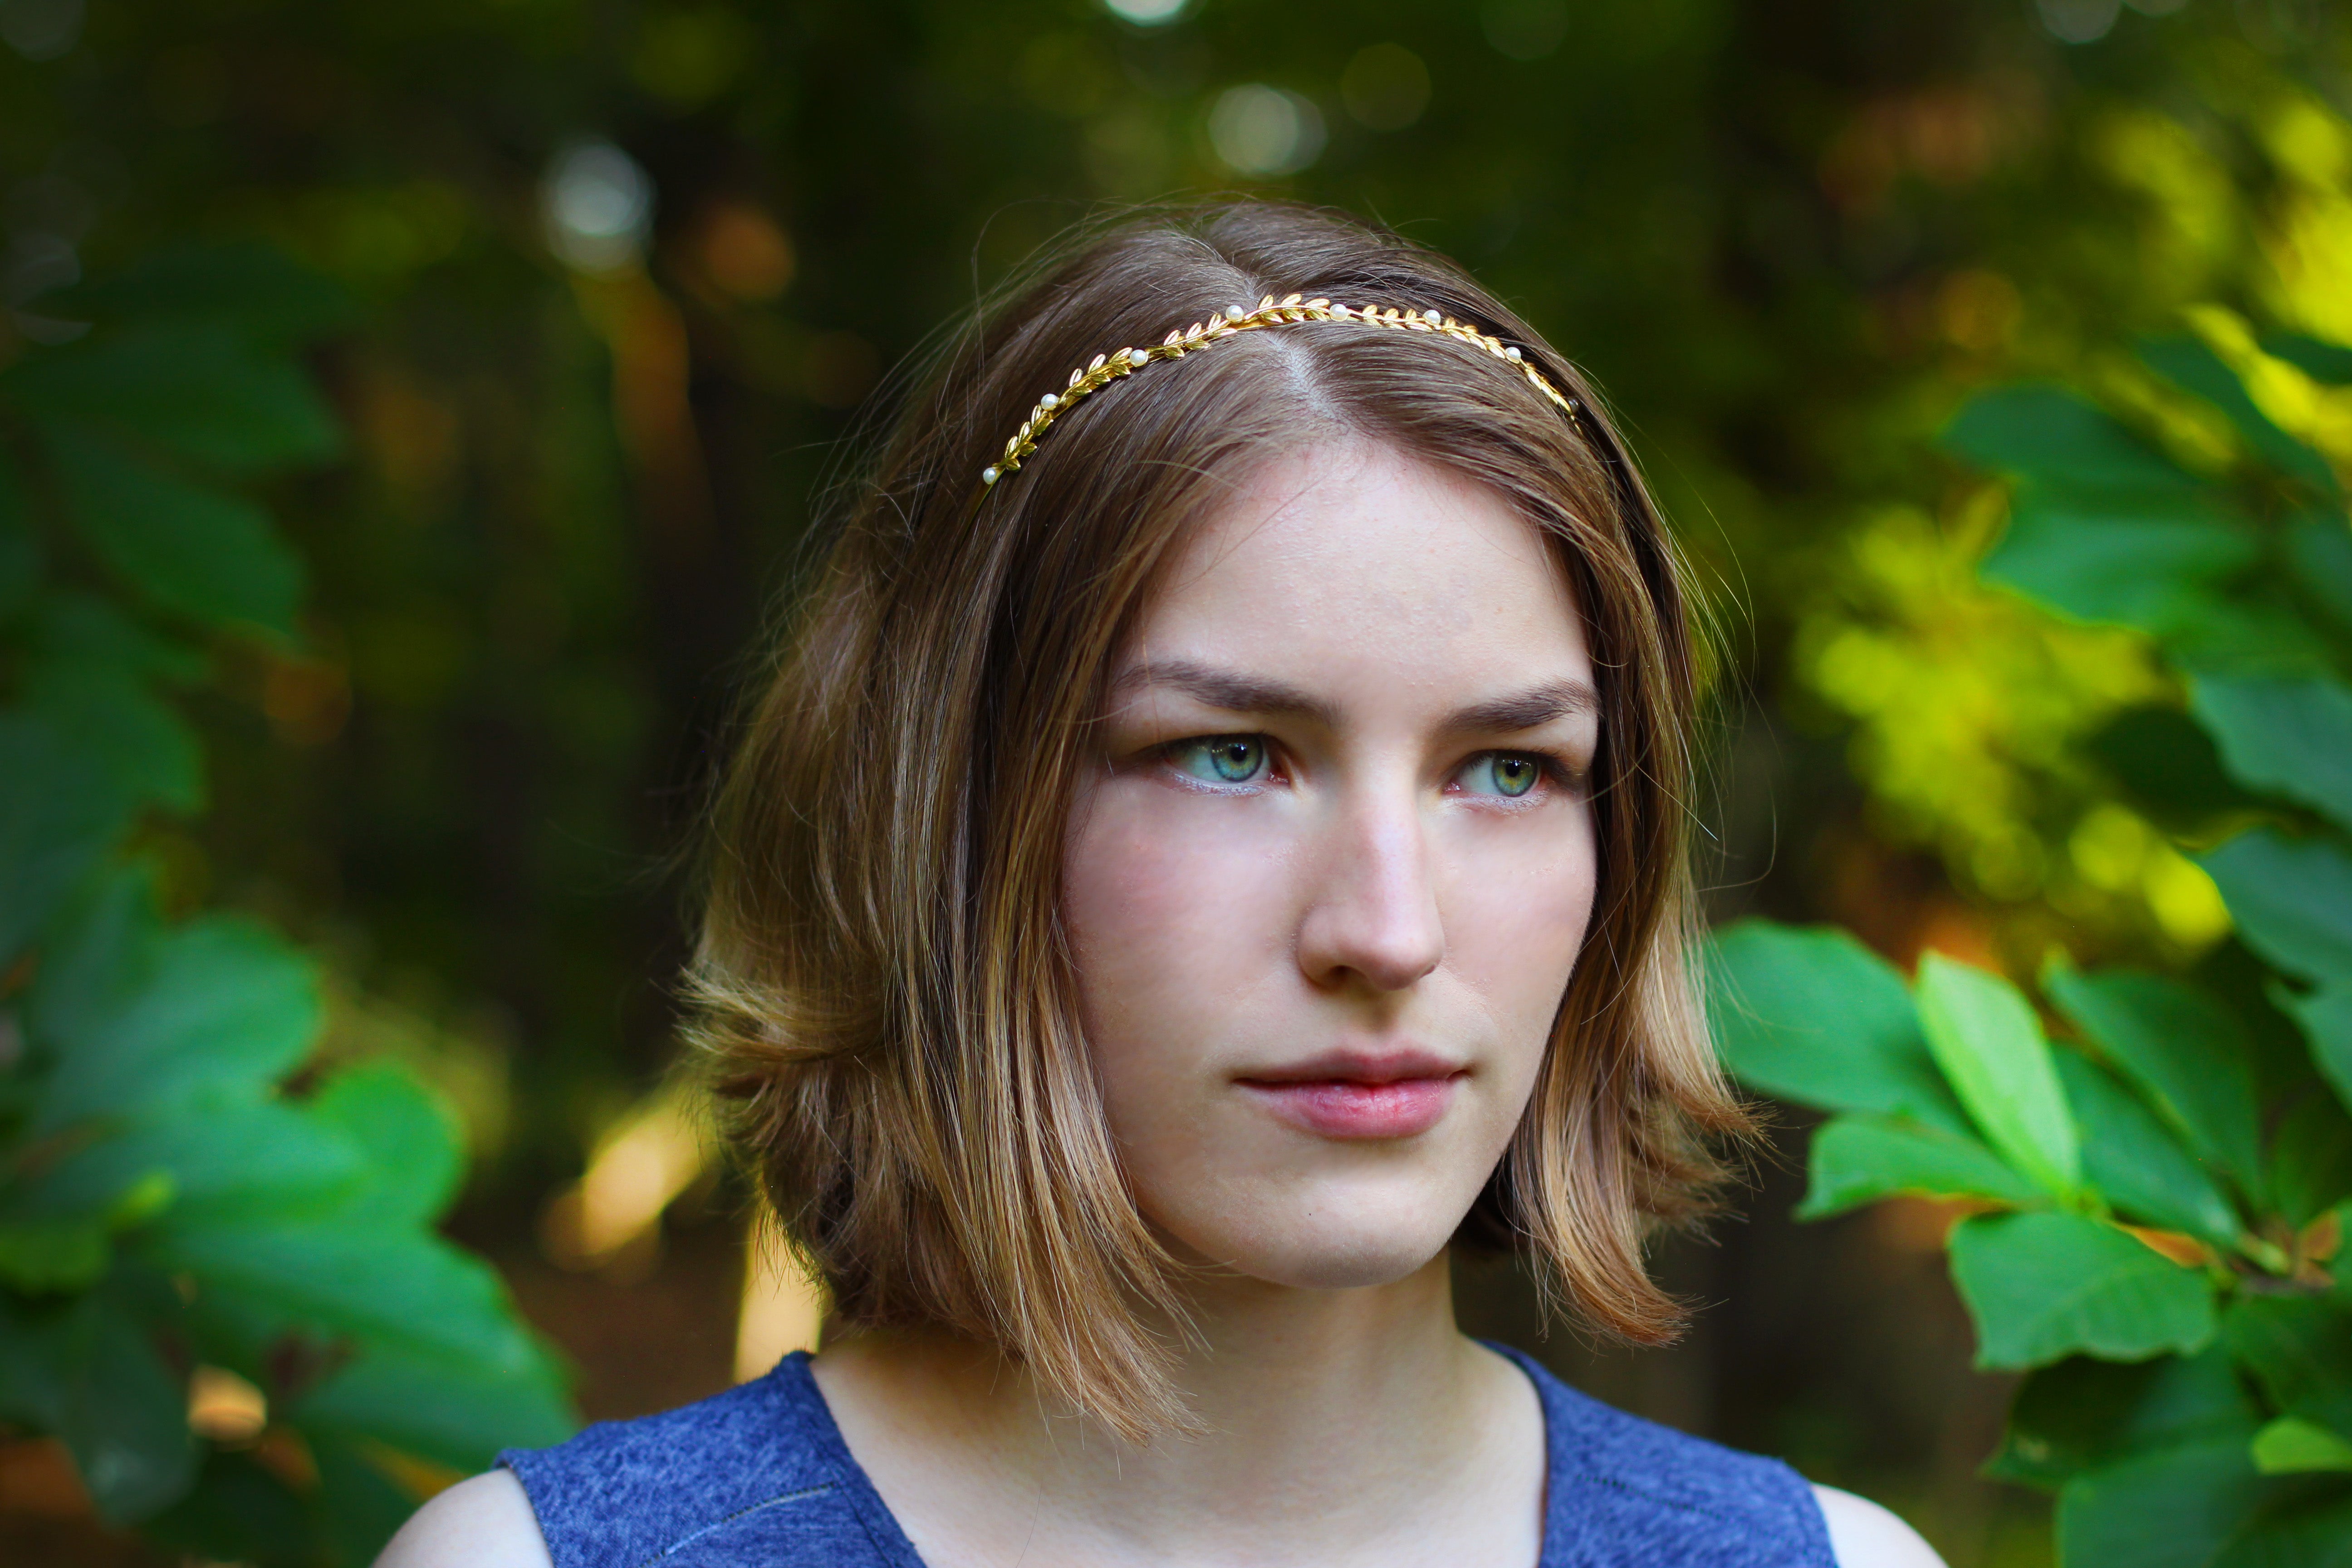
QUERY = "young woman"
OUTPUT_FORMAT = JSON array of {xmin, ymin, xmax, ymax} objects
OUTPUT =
[{"xmin": 383, "ymin": 204, "xmax": 1943, "ymax": 1568}]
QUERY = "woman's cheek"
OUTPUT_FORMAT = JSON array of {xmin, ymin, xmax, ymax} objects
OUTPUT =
[{"xmin": 1065, "ymin": 782, "xmax": 1292, "ymax": 1051}]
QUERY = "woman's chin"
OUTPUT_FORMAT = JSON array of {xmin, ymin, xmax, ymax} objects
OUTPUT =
[{"xmin": 1168, "ymin": 1213, "xmax": 1461, "ymax": 1293}]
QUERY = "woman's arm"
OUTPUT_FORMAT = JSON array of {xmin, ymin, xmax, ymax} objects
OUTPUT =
[
  {"xmin": 373, "ymin": 1470, "xmax": 553, "ymax": 1568},
  {"xmin": 1813, "ymin": 1485, "xmax": 1947, "ymax": 1568}
]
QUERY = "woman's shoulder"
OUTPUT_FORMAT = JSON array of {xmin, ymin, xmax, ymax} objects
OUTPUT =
[
  {"xmin": 1499, "ymin": 1347, "xmax": 1839, "ymax": 1568},
  {"xmin": 386, "ymin": 1354, "xmax": 904, "ymax": 1568}
]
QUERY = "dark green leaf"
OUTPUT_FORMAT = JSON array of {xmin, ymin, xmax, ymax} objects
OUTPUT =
[
  {"xmin": 2091, "ymin": 706, "xmax": 2263, "ymax": 826},
  {"xmin": 3, "ymin": 321, "xmax": 341, "ymax": 473},
  {"xmin": 1706, "ymin": 921, "xmax": 1970, "ymax": 1134},
  {"xmin": 2228, "ymin": 1295, "xmax": 2352, "ymax": 1438},
  {"xmin": 0, "ymin": 712, "xmax": 133, "ymax": 965},
  {"xmin": 2291, "ymin": 985, "xmax": 2352, "ymax": 1117},
  {"xmin": 2054, "ymin": 1050, "xmax": 2242, "ymax": 1245},
  {"xmin": 1946, "ymin": 385, "xmax": 2205, "ymax": 497},
  {"xmin": 2046, "ymin": 964, "xmax": 2266, "ymax": 1201},
  {"xmin": 1988, "ymin": 1347, "xmax": 2258, "ymax": 1491},
  {"xmin": 2213, "ymin": 1485, "xmax": 2352, "ymax": 1568},
  {"xmin": 0, "ymin": 1216, "xmax": 110, "ymax": 1292},
  {"xmin": 31, "ymin": 913, "xmax": 322, "ymax": 1135},
  {"xmin": 45, "ymin": 243, "xmax": 353, "ymax": 344},
  {"xmin": 2202, "ymin": 830, "xmax": 2352, "ymax": 985},
  {"xmin": 2272, "ymin": 1087, "xmax": 2352, "ymax": 1227},
  {"xmin": 2141, "ymin": 336, "xmax": 2340, "ymax": 496},
  {"xmin": 2268, "ymin": 336, "xmax": 2352, "ymax": 385},
  {"xmin": 1949, "ymin": 1210, "xmax": 2217, "ymax": 1368},
  {"xmin": 25, "ymin": 1098, "xmax": 364, "ymax": 1227},
  {"xmin": 49, "ymin": 1286, "xmax": 200, "ymax": 1524},
  {"xmin": 2287, "ymin": 517, "xmax": 2352, "ymax": 635},
  {"xmin": 299, "ymin": 1345, "xmax": 574, "ymax": 1474},
  {"xmin": 44, "ymin": 424, "xmax": 304, "ymax": 636},
  {"xmin": 2058, "ymin": 1436, "xmax": 2279, "ymax": 1568},
  {"xmin": 1916, "ymin": 953, "xmax": 2080, "ymax": 1196},
  {"xmin": 307, "ymin": 1061, "xmax": 464, "ymax": 1228},
  {"xmin": 153, "ymin": 1222, "xmax": 549, "ymax": 1382},
  {"xmin": 1796, "ymin": 1113, "xmax": 2044, "ymax": 1220},
  {"xmin": 2193, "ymin": 676, "xmax": 2352, "ymax": 835},
  {"xmin": 0, "ymin": 448, "xmax": 38, "ymax": 622},
  {"xmin": 139, "ymin": 1447, "xmax": 317, "ymax": 1566},
  {"xmin": 22, "ymin": 865, "xmax": 160, "ymax": 1047},
  {"xmin": 19, "ymin": 654, "xmax": 202, "ymax": 817},
  {"xmin": 314, "ymin": 1433, "xmax": 427, "ymax": 1567}
]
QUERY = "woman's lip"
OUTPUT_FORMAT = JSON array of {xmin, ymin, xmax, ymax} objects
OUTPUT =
[
  {"xmin": 1236, "ymin": 1048, "xmax": 1465, "ymax": 1086},
  {"xmin": 1237, "ymin": 1073, "xmax": 1464, "ymax": 1140}
]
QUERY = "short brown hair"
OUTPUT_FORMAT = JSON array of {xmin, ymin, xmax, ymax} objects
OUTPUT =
[{"xmin": 690, "ymin": 202, "xmax": 1747, "ymax": 1437}]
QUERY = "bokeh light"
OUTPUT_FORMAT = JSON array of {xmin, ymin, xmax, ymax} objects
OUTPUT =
[
  {"xmin": 1101, "ymin": 0, "xmax": 1187, "ymax": 24},
  {"xmin": 543, "ymin": 140, "xmax": 654, "ymax": 275},
  {"xmin": 1207, "ymin": 84, "xmax": 1326, "ymax": 177}
]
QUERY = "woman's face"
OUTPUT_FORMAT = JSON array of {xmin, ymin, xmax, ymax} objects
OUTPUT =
[{"xmin": 1063, "ymin": 440, "xmax": 1600, "ymax": 1290}]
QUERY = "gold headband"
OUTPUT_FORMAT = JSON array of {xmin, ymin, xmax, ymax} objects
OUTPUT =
[{"xmin": 980, "ymin": 294, "xmax": 1582, "ymax": 487}]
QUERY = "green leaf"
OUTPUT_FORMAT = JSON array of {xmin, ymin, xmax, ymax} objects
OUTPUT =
[
  {"xmin": 2290, "ymin": 985, "xmax": 2352, "ymax": 1117},
  {"xmin": 2269, "ymin": 335, "xmax": 2352, "ymax": 385},
  {"xmin": 24, "ymin": 1098, "xmax": 364, "ymax": 1227},
  {"xmin": 0, "ymin": 1216, "xmax": 111, "ymax": 1292},
  {"xmin": 31, "ymin": 913, "xmax": 323, "ymax": 1135},
  {"xmin": 2054, "ymin": 1051, "xmax": 2242, "ymax": 1245},
  {"xmin": 2215, "ymin": 1490, "xmax": 2352, "ymax": 1568},
  {"xmin": 2202, "ymin": 829, "xmax": 2352, "ymax": 985},
  {"xmin": 2090, "ymin": 706, "xmax": 2263, "ymax": 827},
  {"xmin": 2227, "ymin": 1296, "xmax": 2352, "ymax": 1439},
  {"xmin": 1946, "ymin": 385, "xmax": 2205, "ymax": 497},
  {"xmin": 2287, "ymin": 516, "xmax": 2352, "ymax": 635},
  {"xmin": 46, "ymin": 243, "xmax": 354, "ymax": 345},
  {"xmin": 1950, "ymin": 1210, "xmax": 2217, "ymax": 1368},
  {"xmin": 2141, "ymin": 336, "xmax": 2341, "ymax": 497},
  {"xmin": 152, "ymin": 1221, "xmax": 550, "ymax": 1382},
  {"xmin": 2193, "ymin": 676, "xmax": 2352, "ymax": 835},
  {"xmin": 1796, "ymin": 1113, "xmax": 2045, "ymax": 1220},
  {"xmin": 1985, "ymin": 490, "xmax": 2259, "ymax": 641},
  {"xmin": 1988, "ymin": 1348, "xmax": 2259, "ymax": 1492},
  {"xmin": 2046, "ymin": 965, "xmax": 2267, "ymax": 1202},
  {"xmin": 1705, "ymin": 921, "xmax": 1970, "ymax": 1134},
  {"xmin": 140, "ymin": 1447, "xmax": 316, "ymax": 1564},
  {"xmin": 19, "ymin": 651, "xmax": 202, "ymax": 817},
  {"xmin": 1916, "ymin": 953, "xmax": 2081, "ymax": 1196},
  {"xmin": 2254, "ymin": 1418, "xmax": 2352, "ymax": 1475},
  {"xmin": 0, "ymin": 447, "xmax": 39, "ymax": 621},
  {"xmin": 0, "ymin": 712, "xmax": 133, "ymax": 965},
  {"xmin": 308, "ymin": 1061, "xmax": 464, "ymax": 1228},
  {"xmin": 2058, "ymin": 1436, "xmax": 2278, "ymax": 1568},
  {"xmin": 2271, "ymin": 1088, "xmax": 2352, "ymax": 1228},
  {"xmin": 3, "ymin": 321, "xmax": 342, "ymax": 474},
  {"xmin": 314, "ymin": 1433, "xmax": 428, "ymax": 1568},
  {"xmin": 43, "ymin": 424, "xmax": 304, "ymax": 636},
  {"xmin": 298, "ymin": 1345, "xmax": 574, "ymax": 1474},
  {"xmin": 49, "ymin": 1285, "xmax": 200, "ymax": 1524}
]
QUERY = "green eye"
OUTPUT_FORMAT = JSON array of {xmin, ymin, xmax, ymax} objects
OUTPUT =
[
  {"xmin": 1175, "ymin": 735, "xmax": 1268, "ymax": 784},
  {"xmin": 1469, "ymin": 753, "xmax": 1542, "ymax": 799}
]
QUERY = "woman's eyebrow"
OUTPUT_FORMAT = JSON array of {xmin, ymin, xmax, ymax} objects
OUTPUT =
[
  {"xmin": 1109, "ymin": 658, "xmax": 1338, "ymax": 726},
  {"xmin": 1441, "ymin": 680, "xmax": 1602, "ymax": 737}
]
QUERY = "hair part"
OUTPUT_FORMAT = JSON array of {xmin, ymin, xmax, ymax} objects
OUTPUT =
[{"xmin": 688, "ymin": 202, "xmax": 1751, "ymax": 1441}]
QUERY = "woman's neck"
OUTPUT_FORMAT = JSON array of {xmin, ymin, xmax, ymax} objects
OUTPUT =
[{"xmin": 810, "ymin": 1253, "xmax": 1548, "ymax": 1568}]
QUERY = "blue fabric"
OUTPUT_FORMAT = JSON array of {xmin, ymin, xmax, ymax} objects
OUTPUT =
[{"xmin": 500, "ymin": 1344, "xmax": 1834, "ymax": 1567}]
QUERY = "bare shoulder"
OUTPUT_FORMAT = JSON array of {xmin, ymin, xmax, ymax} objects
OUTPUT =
[
  {"xmin": 1811, "ymin": 1485, "xmax": 1947, "ymax": 1568},
  {"xmin": 373, "ymin": 1470, "xmax": 552, "ymax": 1568}
]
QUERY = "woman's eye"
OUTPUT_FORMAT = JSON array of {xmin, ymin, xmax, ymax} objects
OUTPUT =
[
  {"xmin": 1463, "ymin": 752, "xmax": 1543, "ymax": 799},
  {"xmin": 1171, "ymin": 735, "xmax": 1270, "ymax": 785}
]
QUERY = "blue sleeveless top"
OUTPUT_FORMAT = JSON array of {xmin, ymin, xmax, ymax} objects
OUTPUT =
[{"xmin": 500, "ymin": 1346, "xmax": 1835, "ymax": 1567}]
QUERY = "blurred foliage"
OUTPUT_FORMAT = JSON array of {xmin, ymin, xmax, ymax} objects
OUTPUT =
[
  {"xmin": 1716, "ymin": 330, "xmax": 2352, "ymax": 1563},
  {"xmin": 0, "ymin": 248, "xmax": 569, "ymax": 1560},
  {"xmin": 2, "ymin": 0, "xmax": 2352, "ymax": 1561}
]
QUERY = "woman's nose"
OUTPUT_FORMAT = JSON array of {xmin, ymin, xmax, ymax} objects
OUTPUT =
[{"xmin": 1294, "ymin": 785, "xmax": 1446, "ymax": 994}]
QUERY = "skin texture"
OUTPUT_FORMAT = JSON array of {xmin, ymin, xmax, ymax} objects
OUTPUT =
[{"xmin": 376, "ymin": 442, "xmax": 1944, "ymax": 1568}]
